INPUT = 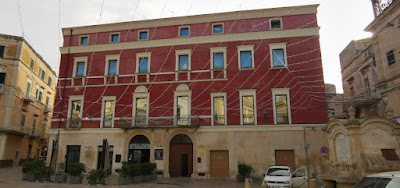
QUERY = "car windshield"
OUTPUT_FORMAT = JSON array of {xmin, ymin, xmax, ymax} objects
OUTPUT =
[
  {"xmin": 354, "ymin": 177, "xmax": 400, "ymax": 188},
  {"xmin": 267, "ymin": 168, "xmax": 290, "ymax": 176}
]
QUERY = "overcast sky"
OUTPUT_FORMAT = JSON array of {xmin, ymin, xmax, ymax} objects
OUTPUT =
[{"xmin": 0, "ymin": 0, "xmax": 375, "ymax": 93}]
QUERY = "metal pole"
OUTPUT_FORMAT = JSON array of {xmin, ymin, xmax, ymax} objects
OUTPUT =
[{"xmin": 303, "ymin": 127, "xmax": 310, "ymax": 179}]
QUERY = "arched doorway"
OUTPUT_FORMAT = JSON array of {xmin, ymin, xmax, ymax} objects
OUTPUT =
[
  {"xmin": 128, "ymin": 135, "xmax": 150, "ymax": 163},
  {"xmin": 169, "ymin": 134, "xmax": 193, "ymax": 177}
]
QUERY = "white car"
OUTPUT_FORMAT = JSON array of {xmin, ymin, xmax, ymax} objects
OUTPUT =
[
  {"xmin": 354, "ymin": 171, "xmax": 400, "ymax": 188},
  {"xmin": 262, "ymin": 166, "xmax": 308, "ymax": 188}
]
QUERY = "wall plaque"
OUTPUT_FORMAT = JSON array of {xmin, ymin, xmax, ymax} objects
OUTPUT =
[
  {"xmin": 335, "ymin": 134, "xmax": 352, "ymax": 162},
  {"xmin": 155, "ymin": 149, "xmax": 163, "ymax": 160}
]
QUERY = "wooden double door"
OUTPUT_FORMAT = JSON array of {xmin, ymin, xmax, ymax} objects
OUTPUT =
[{"xmin": 169, "ymin": 143, "xmax": 193, "ymax": 177}]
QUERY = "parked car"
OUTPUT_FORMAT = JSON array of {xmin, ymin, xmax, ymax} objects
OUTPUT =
[
  {"xmin": 262, "ymin": 166, "xmax": 308, "ymax": 188},
  {"xmin": 354, "ymin": 171, "xmax": 400, "ymax": 188}
]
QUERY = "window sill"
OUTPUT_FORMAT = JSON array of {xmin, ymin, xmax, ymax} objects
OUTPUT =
[
  {"xmin": 136, "ymin": 72, "xmax": 150, "ymax": 75},
  {"xmin": 239, "ymin": 67, "xmax": 255, "ymax": 71},
  {"xmin": 270, "ymin": 28, "xmax": 283, "ymax": 31},
  {"xmin": 176, "ymin": 70, "xmax": 191, "ymax": 73},
  {"xmin": 270, "ymin": 66, "xmax": 287, "ymax": 69}
]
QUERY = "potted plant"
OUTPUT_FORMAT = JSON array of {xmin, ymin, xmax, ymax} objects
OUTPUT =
[
  {"xmin": 22, "ymin": 160, "xmax": 33, "ymax": 181},
  {"xmin": 55, "ymin": 162, "xmax": 68, "ymax": 183},
  {"xmin": 37, "ymin": 166, "xmax": 53, "ymax": 182},
  {"xmin": 129, "ymin": 163, "xmax": 142, "ymax": 183},
  {"xmin": 22, "ymin": 160, "xmax": 45, "ymax": 182},
  {"xmin": 87, "ymin": 169, "xmax": 106, "ymax": 185},
  {"xmin": 69, "ymin": 162, "xmax": 85, "ymax": 184},
  {"xmin": 236, "ymin": 162, "xmax": 253, "ymax": 182},
  {"xmin": 141, "ymin": 163, "xmax": 152, "ymax": 182},
  {"xmin": 150, "ymin": 163, "xmax": 157, "ymax": 181},
  {"xmin": 118, "ymin": 162, "xmax": 130, "ymax": 185}
]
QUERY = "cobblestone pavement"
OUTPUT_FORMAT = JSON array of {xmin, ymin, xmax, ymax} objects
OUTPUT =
[{"xmin": 0, "ymin": 167, "xmax": 246, "ymax": 188}]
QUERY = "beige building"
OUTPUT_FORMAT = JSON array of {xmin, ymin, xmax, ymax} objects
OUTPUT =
[
  {"xmin": 365, "ymin": 0, "xmax": 400, "ymax": 122},
  {"xmin": 0, "ymin": 34, "xmax": 56, "ymax": 168},
  {"xmin": 325, "ymin": 84, "xmax": 346, "ymax": 119}
]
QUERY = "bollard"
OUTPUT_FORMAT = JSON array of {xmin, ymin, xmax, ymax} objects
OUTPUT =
[{"xmin": 245, "ymin": 178, "xmax": 252, "ymax": 188}]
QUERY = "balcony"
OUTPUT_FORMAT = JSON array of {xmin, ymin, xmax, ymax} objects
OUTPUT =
[
  {"xmin": 0, "ymin": 125, "xmax": 29, "ymax": 136},
  {"xmin": 44, "ymin": 106, "xmax": 53, "ymax": 113},
  {"xmin": 243, "ymin": 114, "xmax": 255, "ymax": 125},
  {"xmin": 65, "ymin": 118, "xmax": 82, "ymax": 129},
  {"xmin": 116, "ymin": 116, "xmax": 200, "ymax": 128},
  {"xmin": 22, "ymin": 92, "xmax": 36, "ymax": 103}
]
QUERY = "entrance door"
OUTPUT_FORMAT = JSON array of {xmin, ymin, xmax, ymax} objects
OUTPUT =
[
  {"xmin": 66, "ymin": 145, "xmax": 81, "ymax": 172},
  {"xmin": 128, "ymin": 135, "xmax": 150, "ymax": 163},
  {"xmin": 169, "ymin": 144, "xmax": 193, "ymax": 177},
  {"xmin": 275, "ymin": 150, "xmax": 295, "ymax": 170},
  {"xmin": 210, "ymin": 150, "xmax": 229, "ymax": 177}
]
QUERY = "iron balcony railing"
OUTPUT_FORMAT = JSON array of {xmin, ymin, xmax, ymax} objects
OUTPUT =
[
  {"xmin": 66, "ymin": 118, "xmax": 82, "ymax": 129},
  {"xmin": 243, "ymin": 114, "xmax": 255, "ymax": 125},
  {"xmin": 102, "ymin": 117, "xmax": 113, "ymax": 128},
  {"xmin": 213, "ymin": 115, "xmax": 225, "ymax": 125},
  {"xmin": 116, "ymin": 116, "xmax": 200, "ymax": 128},
  {"xmin": 276, "ymin": 115, "xmax": 289, "ymax": 124}
]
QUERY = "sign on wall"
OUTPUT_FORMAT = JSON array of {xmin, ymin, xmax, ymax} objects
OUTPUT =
[
  {"xmin": 155, "ymin": 149, "xmax": 163, "ymax": 160},
  {"xmin": 84, "ymin": 146, "xmax": 93, "ymax": 159},
  {"xmin": 129, "ymin": 143, "xmax": 150, "ymax": 150},
  {"xmin": 335, "ymin": 134, "xmax": 352, "ymax": 162}
]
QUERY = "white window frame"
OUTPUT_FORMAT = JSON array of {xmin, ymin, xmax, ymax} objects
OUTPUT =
[
  {"xmin": 73, "ymin": 56, "xmax": 88, "ymax": 77},
  {"xmin": 179, "ymin": 26, "xmax": 190, "ymax": 37},
  {"xmin": 269, "ymin": 43, "xmax": 288, "ymax": 68},
  {"xmin": 210, "ymin": 47, "xmax": 227, "ymax": 70},
  {"xmin": 270, "ymin": 18, "xmax": 283, "ymax": 30},
  {"xmin": 26, "ymin": 79, "xmax": 32, "ymax": 94},
  {"xmin": 239, "ymin": 89, "xmax": 257, "ymax": 125},
  {"xmin": 110, "ymin": 32, "xmax": 120, "ymax": 43},
  {"xmin": 212, "ymin": 23, "xmax": 224, "ymax": 34},
  {"xmin": 175, "ymin": 49, "xmax": 192, "ymax": 72},
  {"xmin": 100, "ymin": 96, "xmax": 116, "ymax": 128},
  {"xmin": 271, "ymin": 88, "xmax": 292, "ymax": 124},
  {"xmin": 104, "ymin": 54, "xmax": 120, "ymax": 76},
  {"xmin": 41, "ymin": 70, "xmax": 46, "ymax": 80},
  {"xmin": 210, "ymin": 92, "xmax": 227, "ymax": 126},
  {"xmin": 79, "ymin": 35, "xmax": 89, "ymax": 45},
  {"xmin": 132, "ymin": 86, "xmax": 150, "ymax": 126},
  {"xmin": 38, "ymin": 89, "xmax": 43, "ymax": 103},
  {"xmin": 67, "ymin": 95, "xmax": 84, "ymax": 119},
  {"xmin": 173, "ymin": 84, "xmax": 192, "ymax": 125},
  {"xmin": 136, "ymin": 52, "xmax": 151, "ymax": 74},
  {"xmin": 138, "ymin": 29, "xmax": 149, "ymax": 40},
  {"xmin": 237, "ymin": 45, "xmax": 255, "ymax": 70}
]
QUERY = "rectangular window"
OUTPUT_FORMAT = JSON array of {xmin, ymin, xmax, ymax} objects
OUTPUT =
[
  {"xmin": 48, "ymin": 77, "xmax": 52, "ymax": 86},
  {"xmin": 0, "ymin": 72, "xmax": 5, "ymax": 85},
  {"xmin": 179, "ymin": 55, "xmax": 189, "ymax": 71},
  {"xmin": 180, "ymin": 27, "xmax": 189, "ymax": 37},
  {"xmin": 38, "ymin": 67, "xmax": 42, "ymax": 78},
  {"xmin": 111, "ymin": 33, "xmax": 119, "ymax": 42},
  {"xmin": 135, "ymin": 98, "xmax": 147, "ymax": 125},
  {"xmin": 242, "ymin": 96, "xmax": 255, "ymax": 125},
  {"xmin": 76, "ymin": 62, "xmax": 85, "ymax": 77},
  {"xmin": 139, "ymin": 57, "xmax": 149, "ymax": 73},
  {"xmin": 35, "ymin": 87, "xmax": 39, "ymax": 100},
  {"xmin": 272, "ymin": 49, "xmax": 286, "ymax": 67},
  {"xmin": 0, "ymin": 45, "xmax": 4, "ymax": 58},
  {"xmin": 32, "ymin": 119, "xmax": 37, "ymax": 134},
  {"xmin": 213, "ymin": 96, "xmax": 225, "ymax": 125},
  {"xmin": 80, "ymin": 36, "xmax": 88, "ymax": 45},
  {"xmin": 20, "ymin": 114, "xmax": 26, "ymax": 129},
  {"xmin": 364, "ymin": 78, "xmax": 370, "ymax": 96},
  {"xmin": 45, "ymin": 96, "xmax": 50, "ymax": 107},
  {"xmin": 177, "ymin": 96, "xmax": 189, "ymax": 125},
  {"xmin": 108, "ymin": 60, "xmax": 118, "ymax": 75},
  {"xmin": 387, "ymin": 50, "xmax": 396, "ymax": 66},
  {"xmin": 270, "ymin": 18, "xmax": 282, "ymax": 30},
  {"xmin": 41, "ymin": 70, "xmax": 45, "ymax": 80},
  {"xmin": 102, "ymin": 100, "xmax": 115, "ymax": 128},
  {"xmin": 213, "ymin": 24, "xmax": 223, "ymax": 34},
  {"xmin": 38, "ymin": 90, "xmax": 43, "ymax": 102},
  {"xmin": 275, "ymin": 94, "xmax": 289, "ymax": 124},
  {"xmin": 26, "ymin": 81, "xmax": 31, "ymax": 93},
  {"xmin": 30, "ymin": 59, "xmax": 34, "ymax": 70},
  {"xmin": 139, "ymin": 31, "xmax": 148, "ymax": 40},
  {"xmin": 240, "ymin": 51, "xmax": 252, "ymax": 68},
  {"xmin": 69, "ymin": 99, "xmax": 82, "ymax": 128},
  {"xmin": 213, "ymin": 52, "xmax": 224, "ymax": 69}
]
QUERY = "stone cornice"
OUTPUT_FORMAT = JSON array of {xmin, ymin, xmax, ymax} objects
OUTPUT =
[
  {"xmin": 60, "ymin": 27, "xmax": 319, "ymax": 54},
  {"xmin": 63, "ymin": 4, "xmax": 319, "ymax": 36}
]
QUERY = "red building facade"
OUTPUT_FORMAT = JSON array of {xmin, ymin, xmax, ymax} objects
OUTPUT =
[{"xmin": 49, "ymin": 5, "xmax": 328, "ymax": 179}]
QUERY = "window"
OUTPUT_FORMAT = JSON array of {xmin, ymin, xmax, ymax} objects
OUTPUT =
[
  {"xmin": 35, "ymin": 86, "xmax": 39, "ymax": 100},
  {"xmin": 179, "ymin": 26, "xmax": 190, "ymax": 37},
  {"xmin": 79, "ymin": 36, "xmax": 88, "ymax": 45},
  {"xmin": 381, "ymin": 149, "xmax": 400, "ymax": 161},
  {"xmin": 38, "ymin": 67, "xmax": 42, "ymax": 78},
  {"xmin": 0, "ymin": 45, "xmax": 4, "ymax": 58},
  {"xmin": 237, "ymin": 45, "xmax": 255, "ymax": 69},
  {"xmin": 364, "ymin": 78, "xmax": 370, "ymax": 96},
  {"xmin": 136, "ymin": 52, "xmax": 151, "ymax": 74},
  {"xmin": 26, "ymin": 80, "xmax": 31, "ymax": 93},
  {"xmin": 48, "ymin": 77, "xmax": 52, "ymax": 86},
  {"xmin": 105, "ymin": 54, "xmax": 120, "ymax": 76},
  {"xmin": 272, "ymin": 88, "xmax": 292, "ymax": 124},
  {"xmin": 212, "ymin": 23, "xmax": 224, "ymax": 34},
  {"xmin": 38, "ymin": 90, "xmax": 43, "ymax": 102},
  {"xmin": 210, "ymin": 47, "xmax": 227, "ymax": 70},
  {"xmin": 175, "ymin": 49, "xmax": 192, "ymax": 72},
  {"xmin": 387, "ymin": 50, "xmax": 396, "ymax": 66},
  {"xmin": 68, "ymin": 96, "xmax": 84, "ymax": 128},
  {"xmin": 132, "ymin": 86, "xmax": 150, "ymax": 126},
  {"xmin": 32, "ymin": 119, "xmax": 37, "ymax": 135},
  {"xmin": 20, "ymin": 114, "xmax": 26, "ymax": 129},
  {"xmin": 239, "ymin": 89, "xmax": 257, "ymax": 125},
  {"xmin": 0, "ymin": 72, "xmax": 5, "ymax": 85},
  {"xmin": 45, "ymin": 96, "xmax": 50, "ymax": 107},
  {"xmin": 269, "ymin": 43, "xmax": 288, "ymax": 68},
  {"xmin": 41, "ymin": 70, "xmax": 45, "ymax": 80},
  {"xmin": 30, "ymin": 59, "xmax": 34, "ymax": 70},
  {"xmin": 174, "ymin": 84, "xmax": 191, "ymax": 125},
  {"xmin": 110, "ymin": 33, "xmax": 120, "ymax": 43},
  {"xmin": 73, "ymin": 57, "xmax": 88, "ymax": 77},
  {"xmin": 270, "ymin": 18, "xmax": 282, "ymax": 30},
  {"xmin": 139, "ymin": 30, "xmax": 148, "ymax": 40},
  {"xmin": 211, "ymin": 93, "xmax": 227, "ymax": 125},
  {"xmin": 101, "ymin": 96, "xmax": 116, "ymax": 128}
]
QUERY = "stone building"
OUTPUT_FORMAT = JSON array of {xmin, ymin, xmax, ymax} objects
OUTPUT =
[
  {"xmin": 325, "ymin": 84, "xmax": 346, "ymax": 119},
  {"xmin": 48, "ymin": 5, "xmax": 329, "ymax": 179},
  {"xmin": 0, "ymin": 34, "xmax": 57, "ymax": 168}
]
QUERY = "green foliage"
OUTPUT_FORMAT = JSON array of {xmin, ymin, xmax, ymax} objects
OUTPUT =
[
  {"xmin": 87, "ymin": 169, "xmax": 107, "ymax": 182},
  {"xmin": 128, "ymin": 163, "xmax": 141, "ymax": 177},
  {"xmin": 140, "ymin": 163, "xmax": 157, "ymax": 175},
  {"xmin": 37, "ymin": 166, "xmax": 54, "ymax": 178},
  {"xmin": 69, "ymin": 163, "xmax": 86, "ymax": 176},
  {"xmin": 238, "ymin": 162, "xmax": 253, "ymax": 176},
  {"xmin": 55, "ymin": 162, "xmax": 65, "ymax": 175},
  {"xmin": 22, "ymin": 160, "xmax": 45, "ymax": 175},
  {"xmin": 118, "ymin": 162, "xmax": 130, "ymax": 177}
]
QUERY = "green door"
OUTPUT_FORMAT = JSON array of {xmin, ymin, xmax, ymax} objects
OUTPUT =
[{"xmin": 65, "ymin": 145, "xmax": 81, "ymax": 172}]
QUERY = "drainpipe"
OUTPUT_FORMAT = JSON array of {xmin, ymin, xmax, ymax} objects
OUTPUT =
[{"xmin": 303, "ymin": 127, "xmax": 310, "ymax": 179}]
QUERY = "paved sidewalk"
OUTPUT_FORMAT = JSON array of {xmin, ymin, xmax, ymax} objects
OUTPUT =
[{"xmin": 0, "ymin": 167, "xmax": 245, "ymax": 188}]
